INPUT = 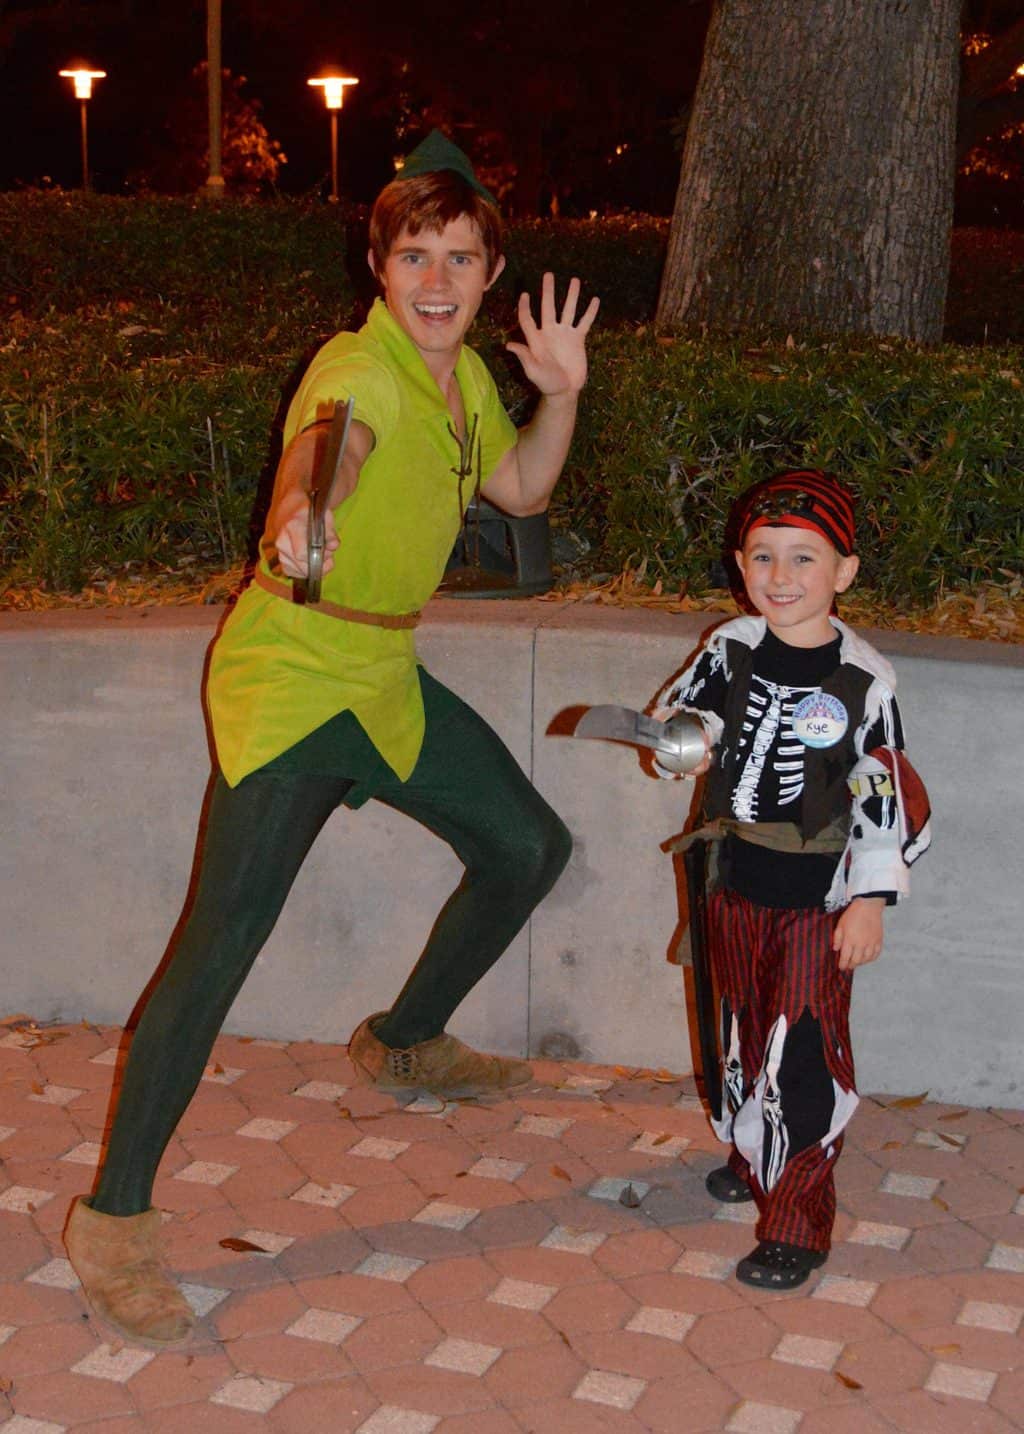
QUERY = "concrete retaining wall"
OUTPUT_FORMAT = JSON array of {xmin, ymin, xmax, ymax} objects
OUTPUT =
[{"xmin": 3, "ymin": 599, "xmax": 1022, "ymax": 1107}]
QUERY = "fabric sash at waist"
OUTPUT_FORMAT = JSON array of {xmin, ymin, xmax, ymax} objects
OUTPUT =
[
  {"xmin": 252, "ymin": 568, "xmax": 421, "ymax": 630},
  {"xmin": 667, "ymin": 815, "xmax": 848, "ymax": 856}
]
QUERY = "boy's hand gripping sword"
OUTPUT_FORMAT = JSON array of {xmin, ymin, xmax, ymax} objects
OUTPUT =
[{"xmin": 303, "ymin": 396, "xmax": 355, "ymax": 604}]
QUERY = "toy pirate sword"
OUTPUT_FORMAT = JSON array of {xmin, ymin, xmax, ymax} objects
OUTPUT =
[
  {"xmin": 682, "ymin": 838, "xmax": 722, "ymax": 1122},
  {"xmin": 570, "ymin": 704, "xmax": 722, "ymax": 1120},
  {"xmin": 571, "ymin": 706, "xmax": 707, "ymax": 774},
  {"xmin": 303, "ymin": 396, "xmax": 355, "ymax": 604}
]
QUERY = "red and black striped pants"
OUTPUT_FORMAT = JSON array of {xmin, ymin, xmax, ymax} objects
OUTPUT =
[{"xmin": 708, "ymin": 885, "xmax": 857, "ymax": 1252}]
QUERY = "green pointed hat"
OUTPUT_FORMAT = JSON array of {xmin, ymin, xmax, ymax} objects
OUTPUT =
[{"xmin": 397, "ymin": 128, "xmax": 497, "ymax": 206}]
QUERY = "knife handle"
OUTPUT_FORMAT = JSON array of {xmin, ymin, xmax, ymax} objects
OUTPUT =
[
  {"xmin": 302, "ymin": 397, "xmax": 354, "ymax": 605},
  {"xmin": 306, "ymin": 500, "xmax": 326, "ymax": 604}
]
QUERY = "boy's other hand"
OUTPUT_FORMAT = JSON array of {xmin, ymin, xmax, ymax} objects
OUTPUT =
[{"xmin": 833, "ymin": 896, "xmax": 885, "ymax": 971}]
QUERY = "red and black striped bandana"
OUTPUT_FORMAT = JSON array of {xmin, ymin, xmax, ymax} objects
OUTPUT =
[{"xmin": 736, "ymin": 470, "xmax": 856, "ymax": 556}]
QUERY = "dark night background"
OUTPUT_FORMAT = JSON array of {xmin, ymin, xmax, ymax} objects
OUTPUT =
[
  {"xmin": 0, "ymin": 0, "xmax": 711, "ymax": 212},
  {"xmin": 2, "ymin": 2, "xmax": 1022, "ymax": 221}
]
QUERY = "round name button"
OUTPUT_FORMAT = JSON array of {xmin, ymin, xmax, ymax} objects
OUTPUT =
[{"xmin": 792, "ymin": 691, "xmax": 848, "ymax": 749}]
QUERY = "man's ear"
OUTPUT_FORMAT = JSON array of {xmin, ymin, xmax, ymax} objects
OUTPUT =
[
  {"xmin": 734, "ymin": 548, "xmax": 747, "ymax": 581},
  {"xmin": 834, "ymin": 552, "xmax": 859, "ymax": 593},
  {"xmin": 367, "ymin": 249, "xmax": 383, "ymax": 286},
  {"xmin": 484, "ymin": 254, "xmax": 506, "ymax": 290}
]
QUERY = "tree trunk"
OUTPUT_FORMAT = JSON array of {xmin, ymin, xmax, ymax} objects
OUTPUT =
[{"xmin": 657, "ymin": 0, "xmax": 961, "ymax": 342}]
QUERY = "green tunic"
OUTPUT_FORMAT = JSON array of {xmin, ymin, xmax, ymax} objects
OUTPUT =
[{"xmin": 207, "ymin": 299, "xmax": 517, "ymax": 789}]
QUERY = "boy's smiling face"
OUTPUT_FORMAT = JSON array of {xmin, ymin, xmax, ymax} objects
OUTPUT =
[{"xmin": 736, "ymin": 525, "xmax": 859, "ymax": 648}]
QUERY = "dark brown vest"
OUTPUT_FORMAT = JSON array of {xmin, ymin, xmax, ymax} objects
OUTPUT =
[{"xmin": 703, "ymin": 638, "xmax": 874, "ymax": 842}]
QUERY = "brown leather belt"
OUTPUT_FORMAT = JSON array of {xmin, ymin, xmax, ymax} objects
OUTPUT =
[{"xmin": 252, "ymin": 568, "xmax": 421, "ymax": 630}]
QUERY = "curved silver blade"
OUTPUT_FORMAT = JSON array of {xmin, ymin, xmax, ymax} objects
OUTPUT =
[{"xmin": 572, "ymin": 705, "xmax": 669, "ymax": 752}]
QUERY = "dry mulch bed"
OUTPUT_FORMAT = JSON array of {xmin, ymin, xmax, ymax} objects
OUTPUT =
[{"xmin": 2, "ymin": 565, "xmax": 1022, "ymax": 645}]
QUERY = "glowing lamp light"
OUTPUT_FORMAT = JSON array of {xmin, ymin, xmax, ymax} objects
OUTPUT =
[
  {"xmin": 60, "ymin": 68, "xmax": 106, "ymax": 100},
  {"xmin": 307, "ymin": 75, "xmax": 358, "ymax": 111},
  {"xmin": 307, "ymin": 73, "xmax": 358, "ymax": 203},
  {"xmin": 59, "ymin": 64, "xmax": 106, "ymax": 189}
]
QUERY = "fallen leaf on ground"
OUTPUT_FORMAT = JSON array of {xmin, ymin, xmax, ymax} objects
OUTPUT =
[
  {"xmin": 938, "ymin": 1110, "xmax": 968, "ymax": 1121},
  {"xmin": 887, "ymin": 1092, "xmax": 929, "ymax": 1109},
  {"xmin": 219, "ymin": 1237, "xmax": 268, "ymax": 1254},
  {"xmin": 834, "ymin": 1372, "xmax": 863, "ymax": 1390},
  {"xmin": 550, "ymin": 1165, "xmax": 572, "ymax": 1182}
]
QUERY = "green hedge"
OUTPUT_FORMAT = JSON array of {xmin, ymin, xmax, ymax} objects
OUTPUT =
[
  {"xmin": 1, "ymin": 195, "xmax": 1021, "ymax": 599},
  {"xmin": 4, "ymin": 194, "xmax": 1022, "ymax": 339},
  {"xmin": 556, "ymin": 331, "xmax": 1024, "ymax": 601}
]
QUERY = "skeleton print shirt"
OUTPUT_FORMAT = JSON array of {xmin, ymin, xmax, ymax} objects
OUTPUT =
[{"xmin": 660, "ymin": 621, "xmax": 906, "ymax": 910}]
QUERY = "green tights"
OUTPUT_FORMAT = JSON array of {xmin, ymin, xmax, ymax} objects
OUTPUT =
[{"xmin": 92, "ymin": 671, "xmax": 571, "ymax": 1217}]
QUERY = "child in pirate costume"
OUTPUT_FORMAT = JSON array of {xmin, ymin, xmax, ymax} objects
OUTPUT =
[
  {"xmin": 63, "ymin": 132, "xmax": 599, "ymax": 1346},
  {"xmin": 655, "ymin": 470, "xmax": 930, "ymax": 1290}
]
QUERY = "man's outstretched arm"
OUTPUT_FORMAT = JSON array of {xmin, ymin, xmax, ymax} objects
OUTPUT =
[{"xmin": 481, "ymin": 272, "xmax": 599, "ymax": 517}]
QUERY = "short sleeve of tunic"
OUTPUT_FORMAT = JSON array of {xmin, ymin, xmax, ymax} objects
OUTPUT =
[{"xmin": 284, "ymin": 338, "xmax": 400, "ymax": 450}]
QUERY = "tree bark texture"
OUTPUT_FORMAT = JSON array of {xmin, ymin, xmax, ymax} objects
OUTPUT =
[{"xmin": 657, "ymin": 0, "xmax": 961, "ymax": 342}]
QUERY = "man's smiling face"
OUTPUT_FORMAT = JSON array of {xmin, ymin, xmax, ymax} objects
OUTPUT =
[{"xmin": 370, "ymin": 215, "xmax": 505, "ymax": 378}]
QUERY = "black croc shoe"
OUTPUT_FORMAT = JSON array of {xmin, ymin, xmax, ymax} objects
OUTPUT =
[
  {"xmin": 736, "ymin": 1240, "xmax": 827, "ymax": 1290},
  {"xmin": 705, "ymin": 1166, "xmax": 755, "ymax": 1203}
]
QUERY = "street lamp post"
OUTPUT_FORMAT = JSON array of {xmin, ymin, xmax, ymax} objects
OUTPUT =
[
  {"xmin": 59, "ymin": 67, "xmax": 106, "ymax": 190},
  {"xmin": 204, "ymin": 0, "xmax": 225, "ymax": 199},
  {"xmin": 307, "ymin": 74, "xmax": 358, "ymax": 203}
]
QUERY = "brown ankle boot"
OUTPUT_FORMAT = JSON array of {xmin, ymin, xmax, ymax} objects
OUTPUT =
[
  {"xmin": 348, "ymin": 1012, "xmax": 533, "ymax": 1098},
  {"xmin": 64, "ymin": 1197, "xmax": 195, "ymax": 1347}
]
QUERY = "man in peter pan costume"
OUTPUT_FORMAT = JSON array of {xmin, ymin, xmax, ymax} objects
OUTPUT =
[{"xmin": 64, "ymin": 131, "xmax": 600, "ymax": 1346}]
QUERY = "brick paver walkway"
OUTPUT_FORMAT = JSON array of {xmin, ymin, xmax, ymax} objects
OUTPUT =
[{"xmin": 0, "ymin": 1018, "xmax": 1021, "ymax": 1432}]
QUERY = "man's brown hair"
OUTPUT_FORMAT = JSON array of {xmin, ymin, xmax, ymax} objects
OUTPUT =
[{"xmin": 369, "ymin": 170, "xmax": 504, "ymax": 281}]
